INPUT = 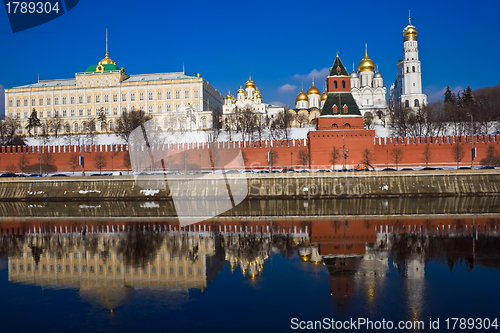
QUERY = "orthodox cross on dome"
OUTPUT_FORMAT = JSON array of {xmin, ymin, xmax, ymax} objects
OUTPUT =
[{"xmin": 409, "ymin": 10, "xmax": 411, "ymax": 24}]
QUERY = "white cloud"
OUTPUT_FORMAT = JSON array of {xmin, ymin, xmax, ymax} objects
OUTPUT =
[
  {"xmin": 0, "ymin": 85, "xmax": 4, "ymax": 117},
  {"xmin": 268, "ymin": 101, "xmax": 288, "ymax": 107},
  {"xmin": 279, "ymin": 84, "xmax": 297, "ymax": 93},
  {"xmin": 424, "ymin": 85, "xmax": 463, "ymax": 103},
  {"xmin": 292, "ymin": 68, "xmax": 330, "ymax": 83}
]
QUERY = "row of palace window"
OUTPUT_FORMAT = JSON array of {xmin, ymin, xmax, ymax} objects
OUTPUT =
[
  {"xmin": 23, "ymin": 116, "xmax": 209, "ymax": 135},
  {"xmin": 8, "ymin": 90, "xmax": 200, "ymax": 107},
  {"xmin": 11, "ymin": 103, "xmax": 200, "ymax": 119},
  {"xmin": 11, "ymin": 263, "xmax": 202, "ymax": 277}
]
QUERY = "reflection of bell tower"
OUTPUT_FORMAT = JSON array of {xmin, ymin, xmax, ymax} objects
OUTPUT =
[{"xmin": 324, "ymin": 257, "xmax": 363, "ymax": 309}]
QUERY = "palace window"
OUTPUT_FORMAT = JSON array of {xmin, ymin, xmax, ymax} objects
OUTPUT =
[
  {"xmin": 47, "ymin": 110, "xmax": 51, "ymax": 118},
  {"xmin": 148, "ymin": 105, "xmax": 153, "ymax": 113},
  {"xmin": 95, "ymin": 94, "xmax": 100, "ymax": 103},
  {"xmin": 157, "ymin": 104, "xmax": 162, "ymax": 113},
  {"xmin": 113, "ymin": 94, "xmax": 117, "ymax": 102},
  {"xmin": 185, "ymin": 90, "xmax": 190, "ymax": 98},
  {"xmin": 175, "ymin": 90, "xmax": 180, "ymax": 99},
  {"xmin": 131, "ymin": 92, "xmax": 135, "ymax": 101},
  {"xmin": 157, "ymin": 91, "xmax": 162, "ymax": 100},
  {"xmin": 131, "ymin": 105, "xmax": 136, "ymax": 111},
  {"xmin": 139, "ymin": 92, "xmax": 144, "ymax": 101},
  {"xmin": 79, "ymin": 96, "xmax": 83, "ymax": 104},
  {"xmin": 104, "ymin": 94, "xmax": 109, "ymax": 102},
  {"xmin": 62, "ymin": 96, "xmax": 67, "ymax": 104},
  {"xmin": 167, "ymin": 104, "xmax": 171, "ymax": 112},
  {"xmin": 24, "ymin": 111, "xmax": 28, "ymax": 118},
  {"xmin": 54, "ymin": 97, "xmax": 59, "ymax": 105},
  {"xmin": 148, "ymin": 92, "xmax": 153, "ymax": 100},
  {"xmin": 70, "ymin": 96, "xmax": 75, "ymax": 104},
  {"xmin": 105, "ymin": 107, "xmax": 109, "ymax": 115},
  {"xmin": 55, "ymin": 110, "xmax": 59, "ymax": 117},
  {"xmin": 113, "ymin": 107, "xmax": 117, "ymax": 115},
  {"xmin": 74, "ymin": 123, "xmax": 79, "ymax": 132},
  {"xmin": 194, "ymin": 90, "xmax": 199, "ymax": 98},
  {"xmin": 166, "ymin": 91, "xmax": 171, "ymax": 99},
  {"xmin": 87, "ymin": 108, "xmax": 91, "ymax": 116},
  {"xmin": 71, "ymin": 109, "xmax": 75, "ymax": 117},
  {"xmin": 31, "ymin": 98, "xmax": 35, "ymax": 106},
  {"xmin": 139, "ymin": 105, "xmax": 144, "ymax": 111},
  {"xmin": 109, "ymin": 121, "xmax": 114, "ymax": 131},
  {"xmin": 87, "ymin": 95, "xmax": 91, "ymax": 103},
  {"xmin": 40, "ymin": 111, "xmax": 44, "ymax": 118},
  {"xmin": 122, "ymin": 93, "xmax": 126, "ymax": 101},
  {"xmin": 175, "ymin": 104, "xmax": 180, "ymax": 112},
  {"xmin": 202, "ymin": 117, "xmax": 207, "ymax": 128},
  {"xmin": 47, "ymin": 97, "xmax": 51, "ymax": 105},
  {"xmin": 194, "ymin": 103, "xmax": 199, "ymax": 111},
  {"xmin": 24, "ymin": 99, "xmax": 28, "ymax": 106},
  {"xmin": 8, "ymin": 99, "xmax": 12, "ymax": 107},
  {"xmin": 122, "ymin": 107, "xmax": 127, "ymax": 114},
  {"xmin": 79, "ymin": 109, "xmax": 83, "ymax": 116},
  {"xmin": 16, "ymin": 111, "xmax": 20, "ymax": 119}
]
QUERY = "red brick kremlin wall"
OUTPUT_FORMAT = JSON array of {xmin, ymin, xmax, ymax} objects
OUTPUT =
[{"xmin": 0, "ymin": 134, "xmax": 498, "ymax": 173}]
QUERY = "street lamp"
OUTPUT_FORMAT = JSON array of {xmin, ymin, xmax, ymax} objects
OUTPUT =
[{"xmin": 467, "ymin": 113, "xmax": 475, "ymax": 169}]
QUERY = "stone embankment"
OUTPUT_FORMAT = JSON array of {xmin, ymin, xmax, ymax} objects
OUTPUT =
[{"xmin": 0, "ymin": 170, "xmax": 498, "ymax": 201}]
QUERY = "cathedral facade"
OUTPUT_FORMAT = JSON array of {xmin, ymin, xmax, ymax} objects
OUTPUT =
[
  {"xmin": 389, "ymin": 15, "xmax": 427, "ymax": 110},
  {"xmin": 350, "ymin": 47, "xmax": 389, "ymax": 123},
  {"xmin": 292, "ymin": 79, "xmax": 327, "ymax": 127}
]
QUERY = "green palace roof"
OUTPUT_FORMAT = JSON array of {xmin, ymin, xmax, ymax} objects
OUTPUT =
[{"xmin": 85, "ymin": 64, "xmax": 123, "ymax": 73}]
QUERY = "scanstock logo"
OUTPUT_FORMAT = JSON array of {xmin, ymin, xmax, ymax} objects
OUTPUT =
[
  {"xmin": 3, "ymin": 0, "xmax": 79, "ymax": 33},
  {"xmin": 129, "ymin": 119, "xmax": 248, "ymax": 226}
]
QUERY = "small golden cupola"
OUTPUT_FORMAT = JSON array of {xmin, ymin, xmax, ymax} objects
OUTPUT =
[
  {"xmin": 306, "ymin": 78, "xmax": 320, "ymax": 95},
  {"xmin": 320, "ymin": 89, "xmax": 328, "ymax": 101},
  {"xmin": 245, "ymin": 75, "xmax": 256, "ymax": 89},
  {"xmin": 358, "ymin": 45, "xmax": 375, "ymax": 72},
  {"xmin": 295, "ymin": 88, "xmax": 308, "ymax": 103}
]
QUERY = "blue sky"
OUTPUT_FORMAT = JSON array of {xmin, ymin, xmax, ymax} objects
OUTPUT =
[{"xmin": 1, "ymin": 0, "xmax": 499, "ymax": 115}]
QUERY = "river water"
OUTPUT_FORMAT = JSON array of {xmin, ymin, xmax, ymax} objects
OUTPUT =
[{"xmin": 0, "ymin": 199, "xmax": 499, "ymax": 332}]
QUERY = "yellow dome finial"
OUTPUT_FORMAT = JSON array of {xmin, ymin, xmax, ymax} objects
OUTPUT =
[
  {"xmin": 358, "ymin": 44, "xmax": 375, "ymax": 72},
  {"xmin": 409, "ymin": 10, "xmax": 411, "ymax": 25}
]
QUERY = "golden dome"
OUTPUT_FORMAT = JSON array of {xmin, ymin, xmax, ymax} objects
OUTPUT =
[
  {"xmin": 255, "ymin": 92, "xmax": 262, "ymax": 99},
  {"xmin": 306, "ymin": 79, "xmax": 320, "ymax": 95},
  {"xmin": 245, "ymin": 76, "xmax": 256, "ymax": 89},
  {"xmin": 237, "ymin": 87, "xmax": 245, "ymax": 94},
  {"xmin": 99, "ymin": 52, "xmax": 115, "ymax": 65},
  {"xmin": 226, "ymin": 91, "xmax": 233, "ymax": 99},
  {"xmin": 320, "ymin": 90, "xmax": 327, "ymax": 101},
  {"xmin": 358, "ymin": 47, "xmax": 375, "ymax": 72},
  {"xmin": 397, "ymin": 59, "xmax": 403, "ymax": 66},
  {"xmin": 403, "ymin": 15, "xmax": 418, "ymax": 40},
  {"xmin": 295, "ymin": 90, "xmax": 308, "ymax": 103}
]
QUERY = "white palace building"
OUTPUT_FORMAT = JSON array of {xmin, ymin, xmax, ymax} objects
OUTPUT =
[{"xmin": 4, "ymin": 44, "xmax": 223, "ymax": 135}]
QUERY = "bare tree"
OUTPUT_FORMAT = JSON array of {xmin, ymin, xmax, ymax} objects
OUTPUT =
[
  {"xmin": 296, "ymin": 112, "xmax": 309, "ymax": 128},
  {"xmin": 110, "ymin": 149, "xmax": 120, "ymax": 172},
  {"xmin": 329, "ymin": 147, "xmax": 341, "ymax": 169},
  {"xmin": 270, "ymin": 108, "xmax": 294, "ymax": 140},
  {"xmin": 364, "ymin": 112, "xmax": 374, "ymax": 129},
  {"xmin": 480, "ymin": 146, "xmax": 500, "ymax": 167},
  {"xmin": 123, "ymin": 151, "xmax": 132, "ymax": 173},
  {"xmin": 297, "ymin": 149, "xmax": 309, "ymax": 167},
  {"xmin": 68, "ymin": 154, "xmax": 80, "ymax": 175},
  {"xmin": 93, "ymin": 152, "xmax": 107, "ymax": 174},
  {"xmin": 361, "ymin": 149, "xmax": 374, "ymax": 165},
  {"xmin": 41, "ymin": 148, "xmax": 55, "ymax": 174},
  {"xmin": 391, "ymin": 147, "xmax": 404, "ymax": 171},
  {"xmin": 18, "ymin": 154, "xmax": 30, "ymax": 173},
  {"xmin": 51, "ymin": 114, "xmax": 63, "ymax": 138},
  {"xmin": 422, "ymin": 145, "xmax": 432, "ymax": 168},
  {"xmin": 451, "ymin": 144, "xmax": 465, "ymax": 169},
  {"xmin": 116, "ymin": 110, "xmax": 153, "ymax": 144}
]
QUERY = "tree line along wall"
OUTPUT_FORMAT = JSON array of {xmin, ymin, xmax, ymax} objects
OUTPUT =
[{"xmin": 0, "ymin": 135, "xmax": 498, "ymax": 172}]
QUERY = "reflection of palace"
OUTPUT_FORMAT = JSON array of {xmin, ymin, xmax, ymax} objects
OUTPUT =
[{"xmin": 1, "ymin": 218, "xmax": 499, "ymax": 311}]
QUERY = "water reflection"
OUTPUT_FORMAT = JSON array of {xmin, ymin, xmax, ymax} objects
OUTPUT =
[{"xmin": 1, "ymin": 218, "xmax": 499, "ymax": 314}]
